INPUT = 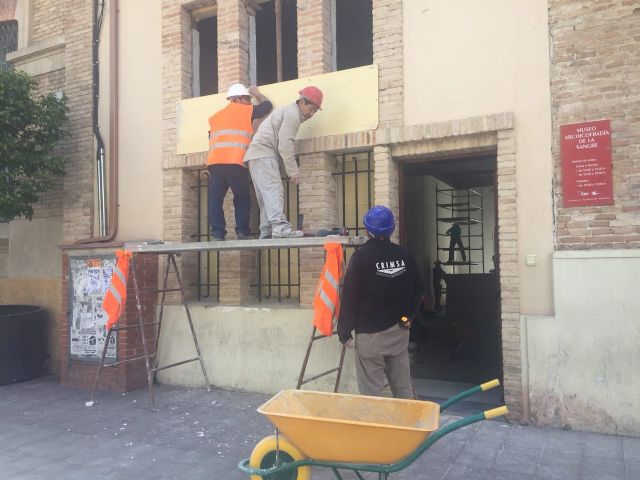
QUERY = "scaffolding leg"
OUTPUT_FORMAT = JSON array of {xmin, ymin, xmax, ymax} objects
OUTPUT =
[
  {"xmin": 334, "ymin": 343, "xmax": 347, "ymax": 393},
  {"xmin": 131, "ymin": 255, "xmax": 157, "ymax": 410},
  {"xmin": 169, "ymin": 254, "xmax": 211, "ymax": 391},
  {"xmin": 88, "ymin": 327, "xmax": 112, "ymax": 404},
  {"xmin": 151, "ymin": 255, "xmax": 172, "ymax": 379}
]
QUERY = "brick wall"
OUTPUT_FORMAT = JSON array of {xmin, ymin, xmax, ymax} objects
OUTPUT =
[
  {"xmin": 31, "ymin": 0, "xmax": 63, "ymax": 44},
  {"xmin": 550, "ymin": 1, "xmax": 640, "ymax": 249},
  {"xmin": 60, "ymin": 252, "xmax": 159, "ymax": 392},
  {"xmin": 61, "ymin": 0, "xmax": 94, "ymax": 242},
  {"xmin": 297, "ymin": 0, "xmax": 331, "ymax": 76},
  {"xmin": 31, "ymin": 68, "xmax": 65, "ymax": 220},
  {"xmin": 298, "ymin": 152, "xmax": 337, "ymax": 306},
  {"xmin": 373, "ymin": 145, "xmax": 399, "ymax": 241},
  {"xmin": 372, "ymin": 0, "xmax": 403, "ymax": 129}
]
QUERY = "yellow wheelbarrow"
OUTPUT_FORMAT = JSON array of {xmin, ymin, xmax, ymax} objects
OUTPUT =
[{"xmin": 238, "ymin": 379, "xmax": 507, "ymax": 479}]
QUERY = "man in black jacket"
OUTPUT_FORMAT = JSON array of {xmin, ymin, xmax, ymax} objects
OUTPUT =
[{"xmin": 337, "ymin": 206, "xmax": 424, "ymax": 399}]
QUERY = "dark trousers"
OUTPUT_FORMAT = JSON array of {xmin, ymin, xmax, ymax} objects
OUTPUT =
[
  {"xmin": 448, "ymin": 236, "xmax": 466, "ymax": 262},
  {"xmin": 208, "ymin": 164, "xmax": 251, "ymax": 239}
]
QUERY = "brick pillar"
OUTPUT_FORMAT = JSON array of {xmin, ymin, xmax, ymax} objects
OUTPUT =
[
  {"xmin": 217, "ymin": 0, "xmax": 250, "ymax": 88},
  {"xmin": 372, "ymin": 0, "xmax": 403, "ymax": 129},
  {"xmin": 162, "ymin": 167, "xmax": 198, "ymax": 301},
  {"xmin": 496, "ymin": 128, "xmax": 522, "ymax": 421},
  {"xmin": 61, "ymin": 0, "xmax": 94, "ymax": 242},
  {"xmin": 298, "ymin": 152, "xmax": 337, "ymax": 306},
  {"xmin": 60, "ymin": 252, "xmax": 158, "ymax": 392},
  {"xmin": 373, "ymin": 145, "xmax": 399, "ymax": 242},
  {"xmin": 297, "ymin": 0, "xmax": 332, "ymax": 76},
  {"xmin": 215, "ymin": 0, "xmax": 256, "ymax": 304}
]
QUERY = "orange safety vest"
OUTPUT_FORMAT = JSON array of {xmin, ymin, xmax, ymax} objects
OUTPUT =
[
  {"xmin": 103, "ymin": 250, "xmax": 132, "ymax": 331},
  {"xmin": 207, "ymin": 102, "xmax": 253, "ymax": 166},
  {"xmin": 313, "ymin": 243, "xmax": 345, "ymax": 336}
]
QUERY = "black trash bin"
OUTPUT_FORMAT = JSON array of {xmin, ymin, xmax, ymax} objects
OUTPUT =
[{"xmin": 0, "ymin": 305, "xmax": 47, "ymax": 385}]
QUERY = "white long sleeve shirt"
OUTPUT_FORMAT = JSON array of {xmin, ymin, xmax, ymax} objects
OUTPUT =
[{"xmin": 244, "ymin": 102, "xmax": 305, "ymax": 178}]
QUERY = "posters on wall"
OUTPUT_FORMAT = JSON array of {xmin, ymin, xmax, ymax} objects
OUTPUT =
[
  {"xmin": 69, "ymin": 256, "xmax": 117, "ymax": 362},
  {"xmin": 560, "ymin": 119, "xmax": 613, "ymax": 207}
]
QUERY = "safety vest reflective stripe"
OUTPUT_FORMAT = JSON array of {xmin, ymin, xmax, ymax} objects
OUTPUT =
[
  {"xmin": 103, "ymin": 250, "xmax": 132, "ymax": 331},
  {"xmin": 313, "ymin": 243, "xmax": 344, "ymax": 336},
  {"xmin": 210, "ymin": 129, "xmax": 252, "ymax": 139},
  {"xmin": 208, "ymin": 141, "xmax": 249, "ymax": 151},
  {"xmin": 107, "ymin": 283, "xmax": 122, "ymax": 304}
]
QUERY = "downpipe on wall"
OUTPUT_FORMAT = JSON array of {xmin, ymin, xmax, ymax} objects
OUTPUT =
[{"xmin": 75, "ymin": 0, "xmax": 119, "ymax": 245}]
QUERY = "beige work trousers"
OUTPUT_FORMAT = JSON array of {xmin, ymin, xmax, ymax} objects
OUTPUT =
[{"xmin": 355, "ymin": 324, "xmax": 414, "ymax": 399}]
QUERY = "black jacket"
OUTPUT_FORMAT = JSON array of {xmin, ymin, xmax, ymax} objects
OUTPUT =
[{"xmin": 337, "ymin": 238, "xmax": 424, "ymax": 343}]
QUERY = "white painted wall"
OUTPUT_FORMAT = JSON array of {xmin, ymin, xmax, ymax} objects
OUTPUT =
[
  {"xmin": 525, "ymin": 251, "xmax": 640, "ymax": 435},
  {"xmin": 156, "ymin": 305, "xmax": 359, "ymax": 395},
  {"xmin": 403, "ymin": 0, "xmax": 554, "ymax": 315}
]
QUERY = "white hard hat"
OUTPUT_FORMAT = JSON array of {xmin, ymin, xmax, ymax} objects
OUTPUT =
[{"xmin": 226, "ymin": 84, "xmax": 250, "ymax": 98}]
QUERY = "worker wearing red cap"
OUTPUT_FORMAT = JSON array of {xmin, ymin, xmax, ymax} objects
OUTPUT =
[{"xmin": 244, "ymin": 86, "xmax": 323, "ymax": 239}]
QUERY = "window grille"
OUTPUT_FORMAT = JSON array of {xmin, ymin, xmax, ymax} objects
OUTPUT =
[
  {"xmin": 335, "ymin": 152, "xmax": 373, "ymax": 263},
  {"xmin": 194, "ymin": 169, "xmax": 300, "ymax": 303},
  {"xmin": 0, "ymin": 20, "xmax": 18, "ymax": 70},
  {"xmin": 253, "ymin": 179, "xmax": 300, "ymax": 303},
  {"xmin": 193, "ymin": 169, "xmax": 220, "ymax": 301}
]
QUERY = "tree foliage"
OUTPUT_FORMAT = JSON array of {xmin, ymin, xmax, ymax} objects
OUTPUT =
[{"xmin": 0, "ymin": 68, "xmax": 68, "ymax": 221}]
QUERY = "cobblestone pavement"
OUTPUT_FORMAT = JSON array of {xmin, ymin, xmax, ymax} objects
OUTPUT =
[{"xmin": 1, "ymin": 376, "xmax": 639, "ymax": 479}]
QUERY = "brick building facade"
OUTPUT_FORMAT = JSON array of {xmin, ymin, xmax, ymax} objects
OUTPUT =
[{"xmin": 2, "ymin": 0, "xmax": 639, "ymax": 434}]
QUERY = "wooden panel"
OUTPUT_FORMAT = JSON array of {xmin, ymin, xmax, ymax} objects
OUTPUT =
[{"xmin": 176, "ymin": 65, "xmax": 378, "ymax": 155}]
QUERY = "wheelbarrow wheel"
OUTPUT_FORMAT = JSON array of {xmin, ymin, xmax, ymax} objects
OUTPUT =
[{"xmin": 249, "ymin": 434, "xmax": 311, "ymax": 480}]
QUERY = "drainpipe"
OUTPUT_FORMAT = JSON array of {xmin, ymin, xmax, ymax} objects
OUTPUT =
[{"xmin": 75, "ymin": 0, "xmax": 119, "ymax": 245}]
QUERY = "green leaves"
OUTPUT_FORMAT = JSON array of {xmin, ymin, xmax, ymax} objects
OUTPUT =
[{"xmin": 0, "ymin": 69, "xmax": 69, "ymax": 221}]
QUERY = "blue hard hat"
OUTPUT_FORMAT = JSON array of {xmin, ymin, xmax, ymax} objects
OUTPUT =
[{"xmin": 363, "ymin": 205, "xmax": 395, "ymax": 236}]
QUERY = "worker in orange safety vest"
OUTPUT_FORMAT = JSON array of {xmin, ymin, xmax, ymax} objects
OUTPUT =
[
  {"xmin": 208, "ymin": 84, "xmax": 272, "ymax": 241},
  {"xmin": 312, "ymin": 243, "xmax": 345, "ymax": 336}
]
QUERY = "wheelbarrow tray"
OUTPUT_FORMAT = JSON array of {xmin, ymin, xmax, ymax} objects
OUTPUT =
[{"xmin": 257, "ymin": 389, "xmax": 440, "ymax": 464}]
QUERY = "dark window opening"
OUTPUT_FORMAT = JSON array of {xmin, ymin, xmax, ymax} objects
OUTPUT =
[
  {"xmin": 0, "ymin": 20, "xmax": 18, "ymax": 70},
  {"xmin": 255, "ymin": 0, "xmax": 297, "ymax": 85},
  {"xmin": 197, "ymin": 16, "xmax": 218, "ymax": 96},
  {"xmin": 335, "ymin": 0, "xmax": 372, "ymax": 71}
]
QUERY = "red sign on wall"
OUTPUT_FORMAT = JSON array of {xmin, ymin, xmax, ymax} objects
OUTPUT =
[{"xmin": 560, "ymin": 119, "xmax": 613, "ymax": 207}]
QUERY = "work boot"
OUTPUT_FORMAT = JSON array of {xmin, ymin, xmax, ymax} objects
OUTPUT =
[
  {"xmin": 273, "ymin": 230, "xmax": 304, "ymax": 239},
  {"xmin": 237, "ymin": 232, "xmax": 253, "ymax": 240}
]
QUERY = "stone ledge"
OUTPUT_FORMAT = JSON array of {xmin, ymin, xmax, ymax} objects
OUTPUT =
[
  {"xmin": 7, "ymin": 35, "xmax": 65, "ymax": 76},
  {"xmin": 165, "ymin": 112, "xmax": 515, "ymax": 168},
  {"xmin": 554, "ymin": 249, "xmax": 640, "ymax": 260}
]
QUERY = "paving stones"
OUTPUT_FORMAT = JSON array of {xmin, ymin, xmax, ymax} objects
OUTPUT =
[{"xmin": 0, "ymin": 376, "xmax": 639, "ymax": 480}]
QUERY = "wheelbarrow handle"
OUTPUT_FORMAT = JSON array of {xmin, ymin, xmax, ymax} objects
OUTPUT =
[
  {"xmin": 439, "ymin": 378, "xmax": 501, "ymax": 412},
  {"xmin": 384, "ymin": 404, "xmax": 509, "ymax": 474}
]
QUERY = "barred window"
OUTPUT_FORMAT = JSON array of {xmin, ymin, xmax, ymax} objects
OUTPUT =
[
  {"xmin": 194, "ymin": 153, "xmax": 372, "ymax": 303},
  {"xmin": 193, "ymin": 170, "xmax": 220, "ymax": 301},
  {"xmin": 335, "ymin": 151, "xmax": 373, "ymax": 262},
  {"xmin": 0, "ymin": 20, "xmax": 18, "ymax": 70},
  {"xmin": 254, "ymin": 180, "xmax": 300, "ymax": 303},
  {"xmin": 194, "ymin": 169, "xmax": 300, "ymax": 303}
]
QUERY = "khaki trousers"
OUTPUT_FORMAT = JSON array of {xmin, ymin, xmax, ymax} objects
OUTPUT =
[{"xmin": 355, "ymin": 324, "xmax": 414, "ymax": 399}]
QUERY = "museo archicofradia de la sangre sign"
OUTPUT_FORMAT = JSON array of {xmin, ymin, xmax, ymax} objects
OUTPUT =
[{"xmin": 560, "ymin": 119, "xmax": 613, "ymax": 207}]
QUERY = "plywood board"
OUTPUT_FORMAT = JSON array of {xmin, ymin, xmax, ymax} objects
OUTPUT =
[{"xmin": 176, "ymin": 65, "xmax": 378, "ymax": 155}]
